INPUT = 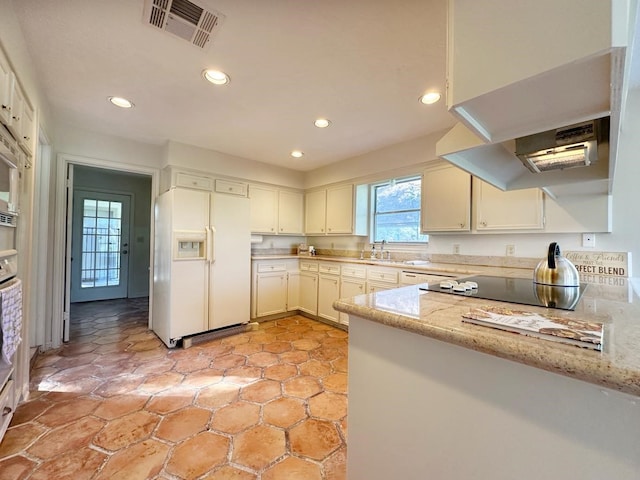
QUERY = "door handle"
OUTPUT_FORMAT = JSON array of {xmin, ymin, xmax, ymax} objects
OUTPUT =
[{"xmin": 122, "ymin": 250, "xmax": 128, "ymax": 254}]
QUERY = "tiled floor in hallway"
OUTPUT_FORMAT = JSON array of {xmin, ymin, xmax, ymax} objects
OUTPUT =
[{"xmin": 0, "ymin": 298, "xmax": 348, "ymax": 479}]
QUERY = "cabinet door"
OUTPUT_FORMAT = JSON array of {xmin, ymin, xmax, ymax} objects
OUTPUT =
[
  {"xmin": 255, "ymin": 272, "xmax": 288, "ymax": 317},
  {"xmin": 278, "ymin": 190, "xmax": 304, "ymax": 234},
  {"xmin": 0, "ymin": 59, "xmax": 13, "ymax": 126},
  {"xmin": 326, "ymin": 184, "xmax": 353, "ymax": 234},
  {"xmin": 6, "ymin": 80, "xmax": 23, "ymax": 140},
  {"xmin": 339, "ymin": 278, "xmax": 365, "ymax": 325},
  {"xmin": 299, "ymin": 272, "xmax": 318, "ymax": 315},
  {"xmin": 475, "ymin": 179, "xmax": 544, "ymax": 230},
  {"xmin": 318, "ymin": 274, "xmax": 340, "ymax": 322},
  {"xmin": 287, "ymin": 271, "xmax": 300, "ymax": 311},
  {"xmin": 305, "ymin": 190, "xmax": 326, "ymax": 234},
  {"xmin": 422, "ymin": 164, "xmax": 471, "ymax": 232},
  {"xmin": 250, "ymin": 185, "xmax": 278, "ymax": 234},
  {"xmin": 19, "ymin": 100, "xmax": 35, "ymax": 157}
]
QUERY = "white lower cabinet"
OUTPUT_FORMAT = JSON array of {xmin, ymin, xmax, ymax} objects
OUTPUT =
[
  {"xmin": 255, "ymin": 272, "xmax": 288, "ymax": 317},
  {"xmin": 317, "ymin": 262, "xmax": 341, "ymax": 322},
  {"xmin": 367, "ymin": 266, "xmax": 399, "ymax": 293},
  {"xmin": 339, "ymin": 277, "xmax": 365, "ymax": 325},
  {"xmin": 297, "ymin": 260, "xmax": 319, "ymax": 315},
  {"xmin": 299, "ymin": 272, "xmax": 318, "ymax": 315},
  {"xmin": 287, "ymin": 271, "xmax": 300, "ymax": 311},
  {"xmin": 252, "ymin": 259, "xmax": 298, "ymax": 318}
]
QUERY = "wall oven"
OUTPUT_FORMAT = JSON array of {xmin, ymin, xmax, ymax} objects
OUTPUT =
[{"xmin": 0, "ymin": 124, "xmax": 19, "ymax": 217}]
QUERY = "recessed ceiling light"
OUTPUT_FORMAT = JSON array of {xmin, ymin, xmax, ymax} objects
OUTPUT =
[
  {"xmin": 314, "ymin": 118, "xmax": 331, "ymax": 128},
  {"xmin": 202, "ymin": 69, "xmax": 230, "ymax": 85},
  {"xmin": 291, "ymin": 150, "xmax": 304, "ymax": 158},
  {"xmin": 419, "ymin": 92, "xmax": 441, "ymax": 105},
  {"xmin": 108, "ymin": 96, "xmax": 134, "ymax": 109}
]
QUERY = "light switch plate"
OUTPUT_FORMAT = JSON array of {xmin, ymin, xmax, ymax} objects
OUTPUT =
[{"xmin": 582, "ymin": 233, "xmax": 596, "ymax": 248}]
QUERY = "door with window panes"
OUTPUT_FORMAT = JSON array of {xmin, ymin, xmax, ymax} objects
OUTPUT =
[{"xmin": 70, "ymin": 190, "xmax": 131, "ymax": 302}]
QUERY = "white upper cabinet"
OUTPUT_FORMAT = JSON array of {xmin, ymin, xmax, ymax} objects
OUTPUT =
[
  {"xmin": 305, "ymin": 184, "xmax": 354, "ymax": 235},
  {"xmin": 278, "ymin": 190, "xmax": 303, "ymax": 235},
  {"xmin": 474, "ymin": 178, "xmax": 544, "ymax": 231},
  {"xmin": 0, "ymin": 58, "xmax": 13, "ymax": 127},
  {"xmin": 305, "ymin": 190, "xmax": 326, "ymax": 234},
  {"xmin": 422, "ymin": 163, "xmax": 471, "ymax": 232},
  {"xmin": 19, "ymin": 99, "xmax": 35, "ymax": 157},
  {"xmin": 446, "ymin": 0, "xmax": 630, "ymax": 143},
  {"xmin": 249, "ymin": 185, "xmax": 304, "ymax": 235},
  {"xmin": 250, "ymin": 185, "xmax": 304, "ymax": 235},
  {"xmin": 4, "ymin": 74, "xmax": 23, "ymax": 141},
  {"xmin": 250, "ymin": 185, "xmax": 278, "ymax": 234},
  {"xmin": 325, "ymin": 184, "xmax": 353, "ymax": 234}
]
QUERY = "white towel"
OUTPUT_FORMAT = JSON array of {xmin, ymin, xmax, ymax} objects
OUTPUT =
[{"xmin": 1, "ymin": 278, "xmax": 22, "ymax": 364}]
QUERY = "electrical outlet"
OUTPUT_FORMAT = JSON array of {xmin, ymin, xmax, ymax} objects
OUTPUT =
[
  {"xmin": 582, "ymin": 233, "xmax": 596, "ymax": 248},
  {"xmin": 453, "ymin": 244, "xmax": 460, "ymax": 254},
  {"xmin": 506, "ymin": 245, "xmax": 515, "ymax": 256}
]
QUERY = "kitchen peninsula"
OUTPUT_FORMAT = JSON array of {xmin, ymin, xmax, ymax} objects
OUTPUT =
[{"xmin": 334, "ymin": 277, "xmax": 640, "ymax": 480}]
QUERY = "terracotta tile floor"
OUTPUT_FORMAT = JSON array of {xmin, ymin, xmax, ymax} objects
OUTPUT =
[{"xmin": 0, "ymin": 298, "xmax": 348, "ymax": 479}]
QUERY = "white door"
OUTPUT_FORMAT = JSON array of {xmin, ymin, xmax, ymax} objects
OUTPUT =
[{"xmin": 70, "ymin": 190, "xmax": 131, "ymax": 302}]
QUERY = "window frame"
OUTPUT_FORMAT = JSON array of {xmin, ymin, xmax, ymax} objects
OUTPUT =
[{"xmin": 370, "ymin": 175, "xmax": 428, "ymax": 245}]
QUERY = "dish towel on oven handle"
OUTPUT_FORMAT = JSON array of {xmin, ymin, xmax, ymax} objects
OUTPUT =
[{"xmin": 1, "ymin": 278, "xmax": 22, "ymax": 364}]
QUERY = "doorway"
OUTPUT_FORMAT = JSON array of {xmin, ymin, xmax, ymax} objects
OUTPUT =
[
  {"xmin": 70, "ymin": 190, "xmax": 132, "ymax": 302},
  {"xmin": 62, "ymin": 163, "xmax": 154, "ymax": 341}
]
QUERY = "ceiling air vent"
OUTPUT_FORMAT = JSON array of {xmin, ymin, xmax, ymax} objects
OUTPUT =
[{"xmin": 143, "ymin": 0, "xmax": 225, "ymax": 50}]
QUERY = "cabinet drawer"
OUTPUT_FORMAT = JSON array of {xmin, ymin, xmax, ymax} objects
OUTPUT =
[
  {"xmin": 341, "ymin": 265, "xmax": 366, "ymax": 278},
  {"xmin": 319, "ymin": 263, "xmax": 341, "ymax": 275},
  {"xmin": 0, "ymin": 379, "xmax": 15, "ymax": 441},
  {"xmin": 367, "ymin": 269, "xmax": 398, "ymax": 284},
  {"xmin": 215, "ymin": 179, "xmax": 248, "ymax": 196},
  {"xmin": 176, "ymin": 172, "xmax": 214, "ymax": 191},
  {"xmin": 257, "ymin": 263, "xmax": 287, "ymax": 273},
  {"xmin": 300, "ymin": 261, "xmax": 319, "ymax": 272}
]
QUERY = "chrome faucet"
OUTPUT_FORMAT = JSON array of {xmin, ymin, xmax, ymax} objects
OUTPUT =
[{"xmin": 380, "ymin": 240, "xmax": 386, "ymax": 260}]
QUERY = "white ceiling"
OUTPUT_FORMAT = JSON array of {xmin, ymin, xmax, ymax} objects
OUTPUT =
[{"xmin": 11, "ymin": 0, "xmax": 456, "ymax": 171}]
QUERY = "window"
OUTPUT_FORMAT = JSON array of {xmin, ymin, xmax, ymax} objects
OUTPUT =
[{"xmin": 372, "ymin": 176, "xmax": 428, "ymax": 243}]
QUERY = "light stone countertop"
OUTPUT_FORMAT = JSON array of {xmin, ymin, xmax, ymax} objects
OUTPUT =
[
  {"xmin": 250, "ymin": 254, "xmax": 529, "ymax": 277},
  {"xmin": 252, "ymin": 254, "xmax": 640, "ymax": 396},
  {"xmin": 334, "ymin": 279, "xmax": 640, "ymax": 398}
]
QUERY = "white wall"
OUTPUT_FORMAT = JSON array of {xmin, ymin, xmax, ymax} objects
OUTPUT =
[
  {"xmin": 55, "ymin": 122, "xmax": 164, "ymax": 170},
  {"xmin": 166, "ymin": 141, "xmax": 305, "ymax": 189},
  {"xmin": 304, "ymin": 130, "xmax": 446, "ymax": 189},
  {"xmin": 301, "ymin": 97, "xmax": 640, "ymax": 274}
]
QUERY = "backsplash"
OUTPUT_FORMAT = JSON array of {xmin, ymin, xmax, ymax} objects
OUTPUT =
[{"xmin": 250, "ymin": 245, "xmax": 539, "ymax": 270}]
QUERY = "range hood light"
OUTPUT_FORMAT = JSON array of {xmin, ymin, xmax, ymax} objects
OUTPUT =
[{"xmin": 521, "ymin": 143, "xmax": 591, "ymax": 173}]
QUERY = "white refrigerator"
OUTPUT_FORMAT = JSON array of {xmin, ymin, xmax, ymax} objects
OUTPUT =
[{"xmin": 153, "ymin": 187, "xmax": 250, "ymax": 347}]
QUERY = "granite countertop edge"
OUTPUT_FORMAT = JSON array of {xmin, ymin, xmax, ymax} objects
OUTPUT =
[{"xmin": 333, "ymin": 296, "xmax": 640, "ymax": 398}]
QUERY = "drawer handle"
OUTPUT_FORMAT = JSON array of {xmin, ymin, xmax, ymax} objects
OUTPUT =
[
  {"xmin": 2, "ymin": 406, "xmax": 11, "ymax": 416},
  {"xmin": 406, "ymin": 274, "xmax": 416, "ymax": 278}
]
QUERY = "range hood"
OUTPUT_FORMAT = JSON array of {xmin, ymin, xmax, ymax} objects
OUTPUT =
[
  {"xmin": 436, "ymin": 117, "xmax": 613, "ymax": 197},
  {"xmin": 516, "ymin": 118, "xmax": 608, "ymax": 174}
]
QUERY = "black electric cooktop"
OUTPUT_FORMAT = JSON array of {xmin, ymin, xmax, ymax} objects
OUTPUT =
[{"xmin": 418, "ymin": 275, "xmax": 587, "ymax": 311}]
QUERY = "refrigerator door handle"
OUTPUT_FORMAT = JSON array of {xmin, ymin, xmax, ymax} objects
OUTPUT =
[
  {"xmin": 209, "ymin": 226, "xmax": 216, "ymax": 263},
  {"xmin": 205, "ymin": 226, "xmax": 212, "ymax": 263}
]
